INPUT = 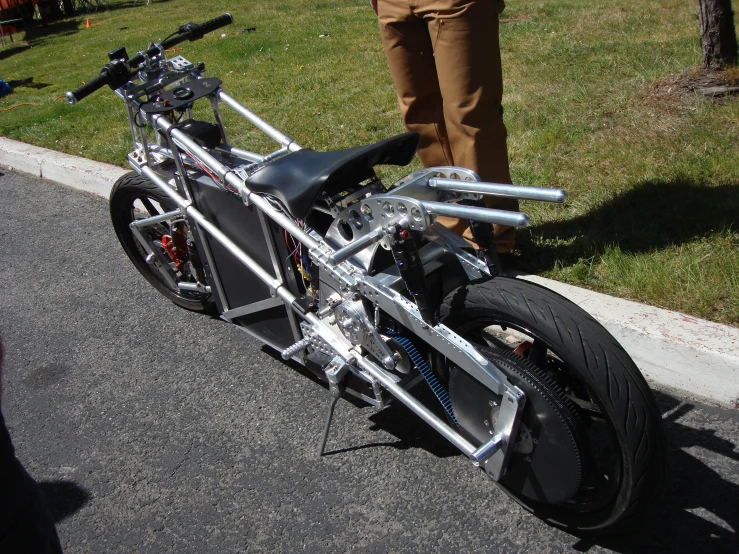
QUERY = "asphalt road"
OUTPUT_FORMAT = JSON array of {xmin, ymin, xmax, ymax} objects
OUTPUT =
[{"xmin": 1, "ymin": 169, "xmax": 738, "ymax": 554}]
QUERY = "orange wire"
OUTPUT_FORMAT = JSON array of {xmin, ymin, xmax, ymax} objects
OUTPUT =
[{"xmin": 0, "ymin": 103, "xmax": 40, "ymax": 112}]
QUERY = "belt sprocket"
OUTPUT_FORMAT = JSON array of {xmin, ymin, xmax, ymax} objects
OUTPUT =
[{"xmin": 449, "ymin": 345, "xmax": 583, "ymax": 504}]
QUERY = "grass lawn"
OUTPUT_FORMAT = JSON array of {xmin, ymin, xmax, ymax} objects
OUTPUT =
[{"xmin": 1, "ymin": 0, "xmax": 738, "ymax": 325}]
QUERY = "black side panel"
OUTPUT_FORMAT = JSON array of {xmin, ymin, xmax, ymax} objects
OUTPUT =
[{"xmin": 188, "ymin": 176, "xmax": 296, "ymax": 350}]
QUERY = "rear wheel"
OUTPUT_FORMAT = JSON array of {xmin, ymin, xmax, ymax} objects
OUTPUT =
[
  {"xmin": 439, "ymin": 277, "xmax": 666, "ymax": 532},
  {"xmin": 110, "ymin": 172, "xmax": 215, "ymax": 313}
]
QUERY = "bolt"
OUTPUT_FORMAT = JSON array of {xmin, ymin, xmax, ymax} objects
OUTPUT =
[
  {"xmin": 532, "ymin": 438, "xmax": 538, "ymax": 445},
  {"xmin": 484, "ymin": 420, "xmax": 489, "ymax": 427},
  {"xmin": 489, "ymin": 400, "xmax": 498, "ymax": 407},
  {"xmin": 421, "ymin": 323, "xmax": 429, "ymax": 330},
  {"xmin": 383, "ymin": 356, "xmax": 395, "ymax": 369},
  {"xmin": 524, "ymin": 457, "xmax": 532, "ymax": 463}
]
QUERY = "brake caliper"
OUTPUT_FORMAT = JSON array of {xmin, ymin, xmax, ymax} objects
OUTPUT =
[{"xmin": 160, "ymin": 226, "xmax": 189, "ymax": 271}]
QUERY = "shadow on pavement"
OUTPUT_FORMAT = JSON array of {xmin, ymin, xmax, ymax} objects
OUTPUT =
[
  {"xmin": 39, "ymin": 480, "xmax": 90, "ymax": 524},
  {"xmin": 574, "ymin": 390, "xmax": 738, "ymax": 553}
]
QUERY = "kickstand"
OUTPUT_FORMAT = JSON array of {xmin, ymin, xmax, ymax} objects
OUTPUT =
[{"xmin": 318, "ymin": 384, "xmax": 343, "ymax": 456}]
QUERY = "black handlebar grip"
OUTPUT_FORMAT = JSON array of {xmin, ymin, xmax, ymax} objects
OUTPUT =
[
  {"xmin": 197, "ymin": 13, "xmax": 234, "ymax": 37},
  {"xmin": 160, "ymin": 13, "xmax": 233, "ymax": 49},
  {"xmin": 66, "ymin": 72, "xmax": 110, "ymax": 105}
]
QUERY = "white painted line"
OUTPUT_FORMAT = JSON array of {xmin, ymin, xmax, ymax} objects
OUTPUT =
[{"xmin": 1, "ymin": 137, "xmax": 737, "ymax": 407}]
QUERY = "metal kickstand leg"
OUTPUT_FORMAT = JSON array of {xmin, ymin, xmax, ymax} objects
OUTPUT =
[
  {"xmin": 317, "ymin": 359, "xmax": 350, "ymax": 456},
  {"xmin": 318, "ymin": 383, "xmax": 343, "ymax": 456}
]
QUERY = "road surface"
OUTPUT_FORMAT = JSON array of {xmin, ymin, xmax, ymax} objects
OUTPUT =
[{"xmin": 1, "ymin": 169, "xmax": 737, "ymax": 553}]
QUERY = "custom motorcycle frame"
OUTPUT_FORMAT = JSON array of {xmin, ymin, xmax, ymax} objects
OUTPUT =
[{"xmin": 67, "ymin": 13, "xmax": 666, "ymax": 532}]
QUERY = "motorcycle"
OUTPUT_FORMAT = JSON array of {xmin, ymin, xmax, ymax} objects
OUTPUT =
[{"xmin": 66, "ymin": 13, "xmax": 666, "ymax": 532}]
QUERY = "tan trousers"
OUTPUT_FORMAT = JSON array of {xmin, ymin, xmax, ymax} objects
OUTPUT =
[{"xmin": 378, "ymin": 0, "xmax": 518, "ymax": 252}]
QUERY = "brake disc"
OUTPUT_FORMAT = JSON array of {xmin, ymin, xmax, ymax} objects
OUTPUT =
[{"xmin": 449, "ymin": 345, "xmax": 583, "ymax": 504}]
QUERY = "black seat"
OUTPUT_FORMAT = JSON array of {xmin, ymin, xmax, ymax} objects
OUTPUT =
[{"xmin": 245, "ymin": 133, "xmax": 419, "ymax": 219}]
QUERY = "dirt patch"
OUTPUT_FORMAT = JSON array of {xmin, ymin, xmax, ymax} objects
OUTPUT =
[{"xmin": 645, "ymin": 66, "xmax": 739, "ymax": 106}]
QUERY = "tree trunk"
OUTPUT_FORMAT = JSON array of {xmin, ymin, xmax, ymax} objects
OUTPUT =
[{"xmin": 699, "ymin": 0, "xmax": 738, "ymax": 69}]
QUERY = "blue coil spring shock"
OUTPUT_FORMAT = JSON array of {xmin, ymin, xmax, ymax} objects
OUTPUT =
[{"xmin": 384, "ymin": 330, "xmax": 458, "ymax": 426}]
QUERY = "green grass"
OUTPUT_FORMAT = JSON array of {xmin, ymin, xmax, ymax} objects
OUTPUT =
[{"xmin": 1, "ymin": 0, "xmax": 738, "ymax": 325}]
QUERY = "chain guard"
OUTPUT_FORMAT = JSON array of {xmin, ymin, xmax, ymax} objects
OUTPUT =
[{"xmin": 449, "ymin": 345, "xmax": 583, "ymax": 504}]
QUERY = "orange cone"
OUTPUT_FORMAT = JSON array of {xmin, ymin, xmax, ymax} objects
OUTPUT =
[{"xmin": 86, "ymin": 19, "xmax": 91, "ymax": 29}]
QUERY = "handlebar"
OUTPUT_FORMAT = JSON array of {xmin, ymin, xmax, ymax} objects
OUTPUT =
[{"xmin": 66, "ymin": 13, "xmax": 233, "ymax": 105}]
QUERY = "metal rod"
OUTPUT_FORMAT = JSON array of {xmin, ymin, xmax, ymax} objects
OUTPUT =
[
  {"xmin": 353, "ymin": 355, "xmax": 477, "ymax": 457},
  {"xmin": 215, "ymin": 144, "xmax": 266, "ymax": 163},
  {"xmin": 218, "ymin": 91, "xmax": 300, "ymax": 151},
  {"xmin": 422, "ymin": 201, "xmax": 530, "ymax": 228},
  {"xmin": 429, "ymin": 178, "xmax": 567, "ymax": 204},
  {"xmin": 227, "ymin": 172, "xmax": 322, "ymax": 251},
  {"xmin": 141, "ymin": 166, "xmax": 283, "ymax": 292},
  {"xmin": 471, "ymin": 433, "xmax": 504, "ymax": 464},
  {"xmin": 130, "ymin": 209, "xmax": 182, "ymax": 228},
  {"xmin": 328, "ymin": 229, "xmax": 385, "ymax": 265}
]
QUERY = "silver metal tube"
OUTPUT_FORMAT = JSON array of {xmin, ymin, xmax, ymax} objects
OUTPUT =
[
  {"xmin": 470, "ymin": 433, "xmax": 504, "ymax": 464},
  {"xmin": 328, "ymin": 229, "xmax": 385, "ymax": 265},
  {"xmin": 422, "ymin": 201, "xmax": 530, "ymax": 228},
  {"xmin": 170, "ymin": 128, "xmax": 231, "ymax": 178},
  {"xmin": 227, "ymin": 173, "xmax": 322, "ymax": 251},
  {"xmin": 140, "ymin": 166, "xmax": 283, "ymax": 292},
  {"xmin": 218, "ymin": 91, "xmax": 299, "ymax": 150},
  {"xmin": 429, "ymin": 178, "xmax": 567, "ymax": 204},
  {"xmin": 215, "ymin": 144, "xmax": 266, "ymax": 163},
  {"xmin": 130, "ymin": 209, "xmax": 182, "ymax": 228},
  {"xmin": 353, "ymin": 355, "xmax": 477, "ymax": 457}
]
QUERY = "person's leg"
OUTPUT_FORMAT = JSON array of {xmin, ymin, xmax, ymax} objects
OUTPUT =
[
  {"xmin": 378, "ymin": 0, "xmax": 454, "ymax": 169},
  {"xmin": 378, "ymin": 0, "xmax": 476, "ymax": 238},
  {"xmin": 424, "ymin": 0, "xmax": 518, "ymax": 252}
]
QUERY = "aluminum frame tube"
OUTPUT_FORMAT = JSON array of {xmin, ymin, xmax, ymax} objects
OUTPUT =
[
  {"xmin": 140, "ymin": 166, "xmax": 283, "ymax": 293},
  {"xmin": 215, "ymin": 144, "xmax": 266, "ymax": 163},
  {"xmin": 328, "ymin": 228, "xmax": 384, "ymax": 265},
  {"xmin": 422, "ymin": 201, "xmax": 530, "ymax": 228},
  {"xmin": 218, "ymin": 91, "xmax": 299, "ymax": 150},
  {"xmin": 352, "ymin": 353, "xmax": 477, "ymax": 457},
  {"xmin": 429, "ymin": 178, "xmax": 567, "ymax": 204}
]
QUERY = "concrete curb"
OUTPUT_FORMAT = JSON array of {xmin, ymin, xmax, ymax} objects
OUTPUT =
[
  {"xmin": 1, "ymin": 137, "xmax": 737, "ymax": 408},
  {"xmin": 0, "ymin": 137, "xmax": 127, "ymax": 198}
]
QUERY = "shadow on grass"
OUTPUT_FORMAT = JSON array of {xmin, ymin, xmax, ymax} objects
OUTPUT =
[
  {"xmin": 519, "ymin": 179, "xmax": 739, "ymax": 272},
  {"xmin": 0, "ymin": 44, "xmax": 31, "ymax": 61},
  {"xmin": 575, "ymin": 390, "xmax": 738, "ymax": 553},
  {"xmin": 73, "ymin": 0, "xmax": 174, "ymax": 16},
  {"xmin": 22, "ymin": 19, "xmax": 81, "ymax": 44},
  {"xmin": 6, "ymin": 77, "xmax": 52, "ymax": 90}
]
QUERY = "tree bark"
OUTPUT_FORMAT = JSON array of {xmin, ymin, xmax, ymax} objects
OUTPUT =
[{"xmin": 699, "ymin": 0, "xmax": 738, "ymax": 69}]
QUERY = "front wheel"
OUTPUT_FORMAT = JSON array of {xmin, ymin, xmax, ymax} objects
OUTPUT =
[
  {"xmin": 110, "ymin": 172, "xmax": 216, "ymax": 313},
  {"xmin": 439, "ymin": 277, "xmax": 666, "ymax": 532}
]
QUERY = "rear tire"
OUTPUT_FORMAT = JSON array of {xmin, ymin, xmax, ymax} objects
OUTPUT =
[
  {"xmin": 439, "ymin": 277, "xmax": 666, "ymax": 532},
  {"xmin": 110, "ymin": 172, "xmax": 216, "ymax": 313}
]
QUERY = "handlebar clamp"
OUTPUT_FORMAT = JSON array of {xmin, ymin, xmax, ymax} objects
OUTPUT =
[{"xmin": 101, "ymin": 59, "xmax": 131, "ymax": 91}]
